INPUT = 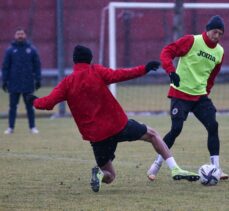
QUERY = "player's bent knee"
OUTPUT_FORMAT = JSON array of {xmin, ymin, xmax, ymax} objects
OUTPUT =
[
  {"xmin": 171, "ymin": 126, "xmax": 182, "ymax": 137},
  {"xmin": 207, "ymin": 120, "xmax": 218, "ymax": 133},
  {"xmin": 140, "ymin": 126, "xmax": 160, "ymax": 143},
  {"xmin": 141, "ymin": 128, "xmax": 161, "ymax": 144}
]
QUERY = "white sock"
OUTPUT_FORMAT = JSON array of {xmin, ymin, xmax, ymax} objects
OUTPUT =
[
  {"xmin": 147, "ymin": 155, "xmax": 164, "ymax": 175},
  {"xmin": 155, "ymin": 154, "xmax": 164, "ymax": 165},
  {"xmin": 165, "ymin": 157, "xmax": 178, "ymax": 170},
  {"xmin": 210, "ymin": 155, "xmax": 220, "ymax": 168}
]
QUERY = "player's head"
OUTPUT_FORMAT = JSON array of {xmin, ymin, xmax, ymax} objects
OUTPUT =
[
  {"xmin": 206, "ymin": 15, "xmax": 224, "ymax": 43},
  {"xmin": 73, "ymin": 45, "xmax": 93, "ymax": 64},
  {"xmin": 14, "ymin": 28, "xmax": 27, "ymax": 42}
]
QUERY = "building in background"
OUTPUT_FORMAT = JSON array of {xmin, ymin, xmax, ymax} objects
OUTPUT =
[
  {"xmin": 1, "ymin": 0, "xmax": 229, "ymax": 71},
  {"xmin": 1, "ymin": 0, "xmax": 229, "ymax": 113}
]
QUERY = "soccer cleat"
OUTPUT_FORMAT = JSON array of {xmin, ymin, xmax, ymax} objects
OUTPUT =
[
  {"xmin": 4, "ymin": 128, "xmax": 14, "ymax": 134},
  {"xmin": 90, "ymin": 166, "xmax": 104, "ymax": 192},
  {"xmin": 220, "ymin": 170, "xmax": 229, "ymax": 180},
  {"xmin": 172, "ymin": 167, "xmax": 200, "ymax": 182},
  {"xmin": 147, "ymin": 161, "xmax": 162, "ymax": 181},
  {"xmin": 30, "ymin": 127, "xmax": 39, "ymax": 134}
]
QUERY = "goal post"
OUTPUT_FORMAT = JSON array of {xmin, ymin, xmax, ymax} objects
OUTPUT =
[
  {"xmin": 108, "ymin": 2, "xmax": 229, "ymax": 97},
  {"xmin": 108, "ymin": 2, "xmax": 175, "ymax": 96}
]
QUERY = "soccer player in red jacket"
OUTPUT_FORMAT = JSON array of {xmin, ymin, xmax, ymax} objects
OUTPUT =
[
  {"xmin": 147, "ymin": 15, "xmax": 228, "ymax": 181},
  {"xmin": 26, "ymin": 45, "xmax": 199, "ymax": 192}
]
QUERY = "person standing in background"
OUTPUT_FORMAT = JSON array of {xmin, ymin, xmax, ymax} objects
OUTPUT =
[{"xmin": 1, "ymin": 28, "xmax": 41, "ymax": 134}]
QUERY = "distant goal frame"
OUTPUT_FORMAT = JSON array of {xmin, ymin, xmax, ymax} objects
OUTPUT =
[{"xmin": 107, "ymin": 2, "xmax": 229, "ymax": 96}]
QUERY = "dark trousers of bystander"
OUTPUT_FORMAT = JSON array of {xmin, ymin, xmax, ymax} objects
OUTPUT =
[{"xmin": 8, "ymin": 92, "xmax": 35, "ymax": 129}]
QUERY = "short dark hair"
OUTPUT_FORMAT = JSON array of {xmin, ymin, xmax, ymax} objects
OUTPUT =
[{"xmin": 15, "ymin": 27, "xmax": 26, "ymax": 33}]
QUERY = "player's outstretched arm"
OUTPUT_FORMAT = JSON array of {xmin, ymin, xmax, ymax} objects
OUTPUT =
[
  {"xmin": 26, "ymin": 78, "xmax": 68, "ymax": 110},
  {"xmin": 97, "ymin": 60, "xmax": 160, "ymax": 85}
]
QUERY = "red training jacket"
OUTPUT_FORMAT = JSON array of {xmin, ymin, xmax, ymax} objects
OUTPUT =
[
  {"xmin": 33, "ymin": 63, "xmax": 146, "ymax": 142},
  {"xmin": 160, "ymin": 32, "xmax": 224, "ymax": 101}
]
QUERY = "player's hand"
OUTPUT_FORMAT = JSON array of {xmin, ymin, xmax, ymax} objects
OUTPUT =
[
  {"xmin": 169, "ymin": 72, "xmax": 180, "ymax": 87},
  {"xmin": 2, "ymin": 82, "xmax": 8, "ymax": 92},
  {"xmin": 35, "ymin": 81, "xmax": 41, "ymax": 90},
  {"xmin": 145, "ymin": 61, "xmax": 161, "ymax": 73},
  {"xmin": 26, "ymin": 94, "xmax": 38, "ymax": 105}
]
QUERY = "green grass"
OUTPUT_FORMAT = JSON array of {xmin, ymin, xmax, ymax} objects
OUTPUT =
[
  {"xmin": 0, "ymin": 115, "xmax": 228, "ymax": 211},
  {"xmin": 0, "ymin": 84, "xmax": 228, "ymax": 210},
  {"xmin": 1, "ymin": 83, "xmax": 229, "ymax": 115}
]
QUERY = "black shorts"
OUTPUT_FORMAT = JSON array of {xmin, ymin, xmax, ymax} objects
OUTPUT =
[
  {"xmin": 90, "ymin": 119, "xmax": 147, "ymax": 167},
  {"xmin": 170, "ymin": 96, "xmax": 217, "ymax": 121}
]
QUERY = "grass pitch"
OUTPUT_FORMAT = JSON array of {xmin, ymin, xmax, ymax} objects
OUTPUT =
[{"xmin": 0, "ymin": 114, "xmax": 228, "ymax": 211}]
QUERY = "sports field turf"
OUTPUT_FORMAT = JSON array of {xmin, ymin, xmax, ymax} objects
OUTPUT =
[
  {"xmin": 0, "ymin": 85, "xmax": 229, "ymax": 210},
  {"xmin": 0, "ymin": 113, "xmax": 228, "ymax": 210}
]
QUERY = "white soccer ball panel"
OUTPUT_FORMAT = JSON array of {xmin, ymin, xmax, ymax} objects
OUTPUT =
[{"xmin": 198, "ymin": 164, "xmax": 220, "ymax": 186}]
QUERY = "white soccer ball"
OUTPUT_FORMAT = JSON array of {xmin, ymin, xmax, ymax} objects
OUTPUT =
[{"xmin": 198, "ymin": 164, "xmax": 221, "ymax": 186}]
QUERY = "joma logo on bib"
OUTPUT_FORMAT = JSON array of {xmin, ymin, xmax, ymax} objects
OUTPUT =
[{"xmin": 197, "ymin": 50, "xmax": 215, "ymax": 62}]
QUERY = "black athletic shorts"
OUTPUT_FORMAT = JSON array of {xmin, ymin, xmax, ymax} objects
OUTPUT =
[
  {"xmin": 170, "ymin": 96, "xmax": 217, "ymax": 121},
  {"xmin": 90, "ymin": 119, "xmax": 147, "ymax": 167}
]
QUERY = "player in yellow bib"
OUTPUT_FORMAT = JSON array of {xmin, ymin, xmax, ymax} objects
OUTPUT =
[{"xmin": 147, "ymin": 15, "xmax": 228, "ymax": 181}]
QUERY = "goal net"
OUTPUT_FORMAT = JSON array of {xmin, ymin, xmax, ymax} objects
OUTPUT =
[{"xmin": 103, "ymin": 2, "xmax": 229, "ymax": 114}]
